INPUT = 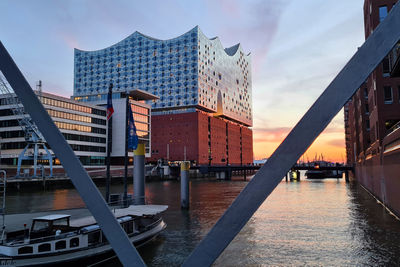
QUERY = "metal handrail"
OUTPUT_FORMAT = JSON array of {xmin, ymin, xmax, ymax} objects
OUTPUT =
[
  {"xmin": 8, "ymin": 230, "xmax": 78, "ymax": 247},
  {"xmin": 386, "ymin": 120, "xmax": 400, "ymax": 136},
  {"xmin": 7, "ymin": 212, "xmax": 159, "ymax": 247},
  {"xmin": 389, "ymin": 42, "xmax": 400, "ymax": 70},
  {"xmin": 108, "ymin": 194, "xmax": 146, "ymax": 207}
]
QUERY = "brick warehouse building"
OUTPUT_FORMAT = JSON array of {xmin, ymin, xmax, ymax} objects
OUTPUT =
[
  {"xmin": 151, "ymin": 111, "xmax": 253, "ymax": 165},
  {"xmin": 344, "ymin": 0, "xmax": 400, "ymax": 215},
  {"xmin": 73, "ymin": 27, "xmax": 253, "ymax": 165},
  {"xmin": 345, "ymin": 0, "xmax": 400, "ymax": 166}
]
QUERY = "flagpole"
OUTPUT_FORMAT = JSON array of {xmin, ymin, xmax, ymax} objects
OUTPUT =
[
  {"xmin": 106, "ymin": 83, "xmax": 113, "ymax": 203},
  {"xmin": 126, "ymin": 93, "xmax": 139, "ymax": 205},
  {"xmin": 123, "ymin": 93, "xmax": 129, "ymax": 207}
]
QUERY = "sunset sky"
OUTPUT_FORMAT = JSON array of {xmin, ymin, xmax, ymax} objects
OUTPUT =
[{"xmin": 0, "ymin": 0, "xmax": 366, "ymax": 162}]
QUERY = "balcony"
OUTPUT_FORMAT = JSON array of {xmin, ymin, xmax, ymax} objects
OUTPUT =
[{"xmin": 389, "ymin": 41, "xmax": 400, "ymax": 77}]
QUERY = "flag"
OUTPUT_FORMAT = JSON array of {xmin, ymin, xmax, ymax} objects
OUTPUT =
[
  {"xmin": 127, "ymin": 103, "xmax": 139, "ymax": 150},
  {"xmin": 106, "ymin": 87, "xmax": 114, "ymax": 120}
]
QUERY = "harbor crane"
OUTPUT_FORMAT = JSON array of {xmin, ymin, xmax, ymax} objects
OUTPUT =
[{"xmin": 0, "ymin": 73, "xmax": 53, "ymax": 177}]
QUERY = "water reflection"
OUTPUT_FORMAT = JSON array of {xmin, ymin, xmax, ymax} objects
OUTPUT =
[
  {"xmin": 4, "ymin": 177, "xmax": 400, "ymax": 266},
  {"xmin": 346, "ymin": 183, "xmax": 400, "ymax": 265}
]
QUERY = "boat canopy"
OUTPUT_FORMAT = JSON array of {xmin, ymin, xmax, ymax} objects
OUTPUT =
[
  {"xmin": 70, "ymin": 205, "xmax": 168, "ymax": 227},
  {"xmin": 32, "ymin": 214, "xmax": 70, "ymax": 221},
  {"xmin": 3, "ymin": 205, "xmax": 168, "ymax": 232}
]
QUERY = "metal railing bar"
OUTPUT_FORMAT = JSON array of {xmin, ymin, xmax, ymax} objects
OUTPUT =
[
  {"xmin": 0, "ymin": 42, "xmax": 145, "ymax": 267},
  {"xmin": 183, "ymin": 3, "xmax": 400, "ymax": 266}
]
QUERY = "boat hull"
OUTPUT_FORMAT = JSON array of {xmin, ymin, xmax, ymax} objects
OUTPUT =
[
  {"xmin": 305, "ymin": 170, "xmax": 342, "ymax": 179},
  {"xmin": 2, "ymin": 219, "xmax": 166, "ymax": 266}
]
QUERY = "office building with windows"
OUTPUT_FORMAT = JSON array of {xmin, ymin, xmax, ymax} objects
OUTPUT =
[
  {"xmin": 73, "ymin": 26, "xmax": 253, "ymax": 165},
  {"xmin": 0, "ymin": 92, "xmax": 107, "ymax": 166},
  {"xmin": 1, "ymin": 90, "xmax": 153, "ymax": 167}
]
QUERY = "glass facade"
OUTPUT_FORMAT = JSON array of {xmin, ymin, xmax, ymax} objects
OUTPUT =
[
  {"xmin": 197, "ymin": 30, "xmax": 252, "ymax": 126},
  {"xmin": 73, "ymin": 92, "xmax": 125, "ymax": 103},
  {"xmin": 129, "ymin": 101, "xmax": 150, "ymax": 155},
  {"xmin": 73, "ymin": 26, "xmax": 252, "ymax": 126}
]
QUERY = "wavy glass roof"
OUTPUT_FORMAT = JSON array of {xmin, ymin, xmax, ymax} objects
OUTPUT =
[{"xmin": 73, "ymin": 26, "xmax": 252, "ymax": 126}]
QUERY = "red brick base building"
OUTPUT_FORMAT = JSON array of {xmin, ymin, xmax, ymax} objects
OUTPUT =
[{"xmin": 150, "ymin": 111, "xmax": 253, "ymax": 165}]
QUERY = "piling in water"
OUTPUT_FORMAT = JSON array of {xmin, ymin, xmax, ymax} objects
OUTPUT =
[
  {"xmin": 134, "ymin": 144, "xmax": 145, "ymax": 205},
  {"xmin": 180, "ymin": 161, "xmax": 190, "ymax": 209}
]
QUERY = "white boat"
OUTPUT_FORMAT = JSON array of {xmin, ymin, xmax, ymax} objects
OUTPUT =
[{"xmin": 0, "ymin": 205, "xmax": 167, "ymax": 266}]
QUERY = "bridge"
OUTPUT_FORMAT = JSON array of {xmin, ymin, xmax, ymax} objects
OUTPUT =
[
  {"xmin": 291, "ymin": 163, "xmax": 353, "ymax": 172},
  {"xmin": 290, "ymin": 163, "xmax": 354, "ymax": 181},
  {"xmin": 168, "ymin": 164, "xmax": 259, "ymax": 180},
  {"xmin": 169, "ymin": 163, "xmax": 354, "ymax": 181}
]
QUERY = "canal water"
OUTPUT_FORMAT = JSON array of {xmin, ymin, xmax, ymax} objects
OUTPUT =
[{"xmin": 5, "ymin": 175, "xmax": 400, "ymax": 266}]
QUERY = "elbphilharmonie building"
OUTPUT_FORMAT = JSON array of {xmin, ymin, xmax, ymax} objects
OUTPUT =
[{"xmin": 73, "ymin": 26, "xmax": 253, "ymax": 165}]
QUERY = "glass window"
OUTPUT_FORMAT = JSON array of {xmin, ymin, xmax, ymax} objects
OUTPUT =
[
  {"xmin": 53, "ymin": 218, "xmax": 69, "ymax": 227},
  {"xmin": 32, "ymin": 221, "xmax": 49, "ymax": 231},
  {"xmin": 398, "ymin": 86, "xmax": 400, "ymax": 103},
  {"xmin": 384, "ymin": 86, "xmax": 393, "ymax": 103},
  {"xmin": 18, "ymin": 246, "xmax": 33, "ymax": 254},
  {"xmin": 379, "ymin": 6, "xmax": 388, "ymax": 22},
  {"xmin": 70, "ymin": 238, "xmax": 79, "ymax": 248},
  {"xmin": 122, "ymin": 221, "xmax": 134, "ymax": 234},
  {"xmin": 55, "ymin": 240, "xmax": 66, "ymax": 250},
  {"xmin": 38, "ymin": 243, "xmax": 51, "ymax": 252},
  {"xmin": 382, "ymin": 56, "xmax": 390, "ymax": 76}
]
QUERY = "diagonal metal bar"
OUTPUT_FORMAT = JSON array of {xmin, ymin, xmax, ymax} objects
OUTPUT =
[
  {"xmin": 184, "ymin": 3, "xmax": 400, "ymax": 266},
  {"xmin": 0, "ymin": 42, "xmax": 145, "ymax": 266}
]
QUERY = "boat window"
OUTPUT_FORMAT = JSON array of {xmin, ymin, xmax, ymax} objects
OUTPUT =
[
  {"xmin": 53, "ymin": 218, "xmax": 69, "ymax": 227},
  {"xmin": 18, "ymin": 246, "xmax": 33, "ymax": 254},
  {"xmin": 32, "ymin": 221, "xmax": 49, "ymax": 231},
  {"xmin": 88, "ymin": 230, "xmax": 101, "ymax": 245},
  {"xmin": 38, "ymin": 243, "xmax": 51, "ymax": 252},
  {"xmin": 70, "ymin": 237, "xmax": 79, "ymax": 248},
  {"xmin": 123, "ymin": 221, "xmax": 134, "ymax": 234},
  {"xmin": 101, "ymin": 232, "xmax": 108, "ymax": 243},
  {"xmin": 55, "ymin": 240, "xmax": 66, "ymax": 250}
]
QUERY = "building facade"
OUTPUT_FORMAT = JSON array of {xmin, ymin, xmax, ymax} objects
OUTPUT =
[
  {"xmin": 345, "ymin": 0, "xmax": 400, "ymax": 216},
  {"xmin": 73, "ymin": 27, "xmax": 253, "ymax": 165},
  {"xmin": 74, "ymin": 90, "xmax": 153, "ymax": 159},
  {"xmin": 0, "ymin": 92, "xmax": 107, "ymax": 166}
]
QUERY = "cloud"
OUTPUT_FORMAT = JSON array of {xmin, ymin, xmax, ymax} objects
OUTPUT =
[
  {"xmin": 323, "ymin": 126, "xmax": 344, "ymax": 134},
  {"xmin": 244, "ymin": 0, "xmax": 289, "ymax": 70},
  {"xmin": 253, "ymin": 126, "xmax": 291, "ymax": 143},
  {"xmin": 326, "ymin": 138, "xmax": 345, "ymax": 148},
  {"xmin": 216, "ymin": 0, "xmax": 241, "ymax": 18},
  {"xmin": 203, "ymin": 0, "xmax": 289, "ymax": 72},
  {"xmin": 59, "ymin": 32, "xmax": 80, "ymax": 49},
  {"xmin": 253, "ymin": 124, "xmax": 344, "ymax": 144}
]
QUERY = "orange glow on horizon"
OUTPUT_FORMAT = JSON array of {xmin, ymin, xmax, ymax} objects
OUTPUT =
[{"xmin": 253, "ymin": 130, "xmax": 346, "ymax": 163}]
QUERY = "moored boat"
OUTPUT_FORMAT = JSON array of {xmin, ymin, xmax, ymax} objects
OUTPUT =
[
  {"xmin": 305, "ymin": 169, "xmax": 343, "ymax": 179},
  {"xmin": 0, "ymin": 205, "xmax": 167, "ymax": 266}
]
